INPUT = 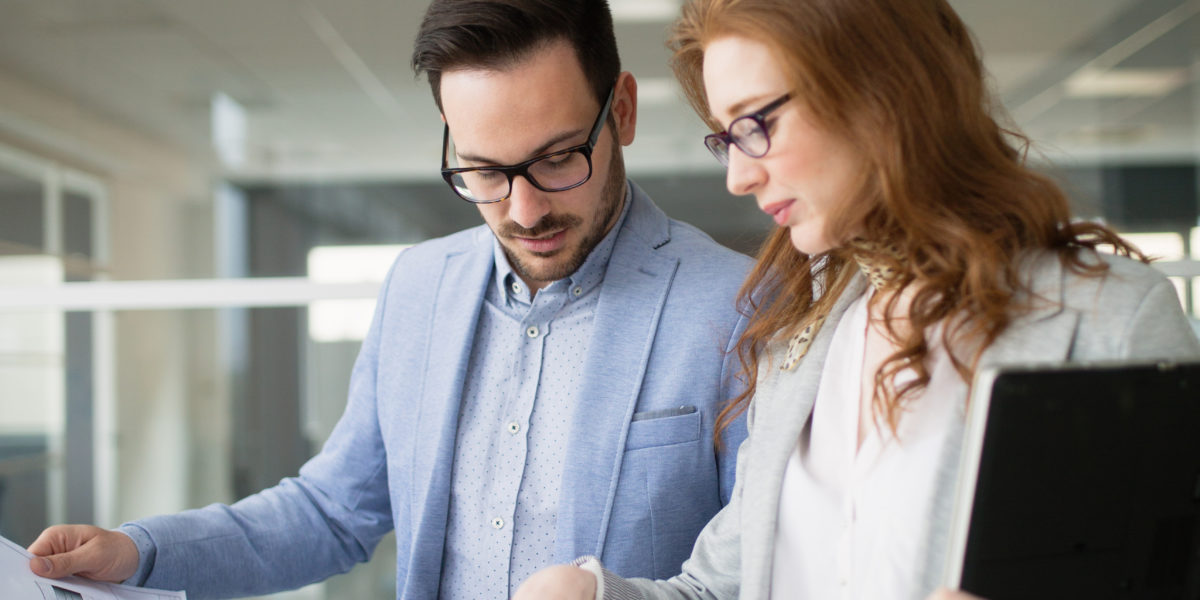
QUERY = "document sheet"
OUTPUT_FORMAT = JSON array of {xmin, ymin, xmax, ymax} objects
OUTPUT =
[{"xmin": 0, "ymin": 533, "xmax": 185, "ymax": 600}]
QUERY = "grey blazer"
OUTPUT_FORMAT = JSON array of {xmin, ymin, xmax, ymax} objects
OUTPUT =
[{"xmin": 601, "ymin": 252, "xmax": 1200, "ymax": 600}]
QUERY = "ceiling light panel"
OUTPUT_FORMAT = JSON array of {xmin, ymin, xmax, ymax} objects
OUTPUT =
[{"xmin": 1065, "ymin": 68, "xmax": 1190, "ymax": 98}]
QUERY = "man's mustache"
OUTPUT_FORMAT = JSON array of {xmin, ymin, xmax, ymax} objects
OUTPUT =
[{"xmin": 499, "ymin": 214, "xmax": 583, "ymax": 238}]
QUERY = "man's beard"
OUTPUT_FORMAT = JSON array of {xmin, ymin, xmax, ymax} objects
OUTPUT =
[{"xmin": 499, "ymin": 138, "xmax": 626, "ymax": 285}]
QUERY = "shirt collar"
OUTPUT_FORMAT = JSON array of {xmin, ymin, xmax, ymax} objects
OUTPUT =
[{"xmin": 491, "ymin": 181, "xmax": 633, "ymax": 304}]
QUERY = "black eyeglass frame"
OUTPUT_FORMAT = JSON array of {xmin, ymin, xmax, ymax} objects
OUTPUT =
[
  {"xmin": 704, "ymin": 93, "xmax": 792, "ymax": 167},
  {"xmin": 440, "ymin": 86, "xmax": 616, "ymax": 204}
]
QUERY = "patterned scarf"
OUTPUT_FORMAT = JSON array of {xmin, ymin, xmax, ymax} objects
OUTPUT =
[{"xmin": 780, "ymin": 240, "xmax": 905, "ymax": 371}]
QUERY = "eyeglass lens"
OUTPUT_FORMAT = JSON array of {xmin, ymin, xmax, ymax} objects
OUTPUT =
[
  {"xmin": 730, "ymin": 118, "xmax": 770, "ymax": 156},
  {"xmin": 706, "ymin": 116, "xmax": 771, "ymax": 167}
]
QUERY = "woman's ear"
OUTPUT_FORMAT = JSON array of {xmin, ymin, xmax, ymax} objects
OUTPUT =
[{"xmin": 612, "ymin": 71, "xmax": 638, "ymax": 146}]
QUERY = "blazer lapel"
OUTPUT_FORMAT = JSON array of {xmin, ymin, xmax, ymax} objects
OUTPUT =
[
  {"xmin": 740, "ymin": 273, "xmax": 869, "ymax": 599},
  {"xmin": 407, "ymin": 229, "xmax": 494, "ymax": 592},
  {"xmin": 554, "ymin": 184, "xmax": 679, "ymax": 559}
]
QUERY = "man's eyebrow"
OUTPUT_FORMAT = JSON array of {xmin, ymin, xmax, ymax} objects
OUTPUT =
[{"xmin": 455, "ymin": 128, "xmax": 587, "ymax": 165}]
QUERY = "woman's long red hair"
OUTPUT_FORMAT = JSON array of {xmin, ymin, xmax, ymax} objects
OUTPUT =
[{"xmin": 669, "ymin": 0, "xmax": 1144, "ymax": 439}]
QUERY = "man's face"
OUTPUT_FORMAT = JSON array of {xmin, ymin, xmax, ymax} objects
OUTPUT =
[{"xmin": 440, "ymin": 40, "xmax": 634, "ymax": 291}]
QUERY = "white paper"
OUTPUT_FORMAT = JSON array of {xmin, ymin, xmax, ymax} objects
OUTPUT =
[{"xmin": 0, "ymin": 533, "xmax": 185, "ymax": 600}]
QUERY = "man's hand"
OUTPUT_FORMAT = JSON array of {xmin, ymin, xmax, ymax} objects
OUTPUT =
[
  {"xmin": 513, "ymin": 565, "xmax": 597, "ymax": 600},
  {"xmin": 27, "ymin": 525, "xmax": 139, "ymax": 583}
]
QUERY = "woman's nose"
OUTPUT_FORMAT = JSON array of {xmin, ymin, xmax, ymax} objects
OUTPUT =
[{"xmin": 724, "ymin": 146, "xmax": 766, "ymax": 196}]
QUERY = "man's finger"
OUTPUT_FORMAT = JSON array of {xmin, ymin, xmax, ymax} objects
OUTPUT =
[{"xmin": 26, "ymin": 527, "xmax": 66, "ymax": 557}]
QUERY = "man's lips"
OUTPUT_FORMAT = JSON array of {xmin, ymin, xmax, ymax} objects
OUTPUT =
[
  {"xmin": 760, "ymin": 199, "xmax": 795, "ymax": 226},
  {"xmin": 513, "ymin": 229, "xmax": 568, "ymax": 253}
]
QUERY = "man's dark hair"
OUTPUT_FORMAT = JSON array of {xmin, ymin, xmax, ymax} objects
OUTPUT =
[{"xmin": 412, "ymin": 0, "xmax": 620, "ymax": 112}]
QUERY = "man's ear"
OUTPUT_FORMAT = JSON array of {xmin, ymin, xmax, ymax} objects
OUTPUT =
[{"xmin": 612, "ymin": 71, "xmax": 637, "ymax": 146}]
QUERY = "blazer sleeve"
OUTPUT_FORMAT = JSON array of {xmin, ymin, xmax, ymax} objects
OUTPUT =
[
  {"xmin": 714, "ymin": 311, "xmax": 751, "ymax": 505},
  {"xmin": 126, "ymin": 259, "xmax": 404, "ymax": 598}
]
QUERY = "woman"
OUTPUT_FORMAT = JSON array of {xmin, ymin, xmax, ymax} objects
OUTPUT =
[{"xmin": 515, "ymin": 0, "xmax": 1200, "ymax": 598}]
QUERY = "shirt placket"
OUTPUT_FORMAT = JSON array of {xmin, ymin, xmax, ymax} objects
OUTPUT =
[{"xmin": 490, "ymin": 285, "xmax": 566, "ymax": 591}]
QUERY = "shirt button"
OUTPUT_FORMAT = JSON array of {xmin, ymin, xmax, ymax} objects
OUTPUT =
[
  {"xmin": 491, "ymin": 517, "xmax": 504, "ymax": 529},
  {"xmin": 526, "ymin": 326, "xmax": 539, "ymax": 338},
  {"xmin": 506, "ymin": 421, "xmax": 520, "ymax": 434},
  {"xmin": 572, "ymin": 286, "xmax": 583, "ymax": 297},
  {"xmin": 511, "ymin": 281, "xmax": 521, "ymax": 294}
]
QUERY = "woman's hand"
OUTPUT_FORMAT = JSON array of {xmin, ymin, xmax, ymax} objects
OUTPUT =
[
  {"xmin": 927, "ymin": 589, "xmax": 984, "ymax": 600},
  {"xmin": 512, "ymin": 565, "xmax": 597, "ymax": 600}
]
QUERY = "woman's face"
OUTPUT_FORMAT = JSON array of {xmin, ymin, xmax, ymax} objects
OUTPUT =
[{"xmin": 703, "ymin": 35, "xmax": 862, "ymax": 255}]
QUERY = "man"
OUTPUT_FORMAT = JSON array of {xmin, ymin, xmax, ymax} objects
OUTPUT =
[{"xmin": 28, "ymin": 0, "xmax": 751, "ymax": 597}]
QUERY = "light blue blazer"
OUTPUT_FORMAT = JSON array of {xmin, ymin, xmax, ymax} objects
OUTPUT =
[{"xmin": 128, "ymin": 182, "xmax": 753, "ymax": 599}]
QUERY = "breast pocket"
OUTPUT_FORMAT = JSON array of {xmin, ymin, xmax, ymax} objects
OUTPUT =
[{"xmin": 625, "ymin": 405, "xmax": 701, "ymax": 451}]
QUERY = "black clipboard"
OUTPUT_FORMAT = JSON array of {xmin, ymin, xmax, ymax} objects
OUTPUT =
[{"xmin": 943, "ymin": 362, "xmax": 1200, "ymax": 599}]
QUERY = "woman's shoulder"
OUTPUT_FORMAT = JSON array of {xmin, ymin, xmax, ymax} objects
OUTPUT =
[
  {"xmin": 1023, "ymin": 248, "xmax": 1170, "ymax": 300},
  {"xmin": 1023, "ymin": 249, "xmax": 1200, "ymax": 360}
]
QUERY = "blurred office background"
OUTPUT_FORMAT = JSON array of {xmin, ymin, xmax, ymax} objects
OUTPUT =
[{"xmin": 0, "ymin": 0, "xmax": 1197, "ymax": 597}]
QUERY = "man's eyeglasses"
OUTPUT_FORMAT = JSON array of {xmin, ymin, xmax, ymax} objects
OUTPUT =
[
  {"xmin": 441, "ymin": 87, "xmax": 615, "ymax": 204},
  {"xmin": 704, "ymin": 93, "xmax": 792, "ymax": 167}
]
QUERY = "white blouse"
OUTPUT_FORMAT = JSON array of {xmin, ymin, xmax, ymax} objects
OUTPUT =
[{"xmin": 770, "ymin": 289, "xmax": 965, "ymax": 600}]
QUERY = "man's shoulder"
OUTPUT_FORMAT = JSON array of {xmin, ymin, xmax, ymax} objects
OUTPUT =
[
  {"xmin": 660, "ymin": 218, "xmax": 754, "ymax": 279},
  {"xmin": 624, "ymin": 180, "xmax": 753, "ymax": 276},
  {"xmin": 388, "ymin": 225, "xmax": 490, "ymax": 271}
]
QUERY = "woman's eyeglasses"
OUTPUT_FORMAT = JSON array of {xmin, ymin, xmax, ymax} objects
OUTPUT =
[{"xmin": 704, "ymin": 93, "xmax": 792, "ymax": 167}]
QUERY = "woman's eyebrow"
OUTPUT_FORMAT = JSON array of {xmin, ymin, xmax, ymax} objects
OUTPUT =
[{"xmin": 721, "ymin": 93, "xmax": 776, "ymax": 124}]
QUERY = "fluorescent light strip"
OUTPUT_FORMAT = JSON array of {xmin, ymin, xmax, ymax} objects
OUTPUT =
[{"xmin": 0, "ymin": 278, "xmax": 380, "ymax": 312}]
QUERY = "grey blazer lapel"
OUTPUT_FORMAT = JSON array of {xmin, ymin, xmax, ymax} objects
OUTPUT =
[
  {"xmin": 739, "ymin": 273, "xmax": 869, "ymax": 599},
  {"xmin": 554, "ymin": 184, "xmax": 680, "ymax": 559}
]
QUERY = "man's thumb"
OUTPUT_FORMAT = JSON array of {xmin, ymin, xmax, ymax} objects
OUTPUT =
[{"xmin": 31, "ymin": 553, "xmax": 74, "ymax": 578}]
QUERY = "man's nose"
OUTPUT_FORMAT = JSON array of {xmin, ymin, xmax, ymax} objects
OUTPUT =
[{"xmin": 506, "ymin": 175, "xmax": 552, "ymax": 229}]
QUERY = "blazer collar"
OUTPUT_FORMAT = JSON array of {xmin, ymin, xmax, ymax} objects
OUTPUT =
[
  {"xmin": 618, "ymin": 180, "xmax": 671, "ymax": 250},
  {"xmin": 751, "ymin": 252, "xmax": 1077, "ymax": 443}
]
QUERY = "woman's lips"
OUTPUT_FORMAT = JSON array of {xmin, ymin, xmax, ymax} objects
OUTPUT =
[
  {"xmin": 761, "ymin": 199, "xmax": 795, "ymax": 226},
  {"xmin": 515, "ymin": 229, "xmax": 568, "ymax": 253}
]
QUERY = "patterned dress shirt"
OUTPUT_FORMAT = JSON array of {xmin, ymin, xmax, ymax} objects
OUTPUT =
[{"xmin": 439, "ymin": 195, "xmax": 632, "ymax": 598}]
